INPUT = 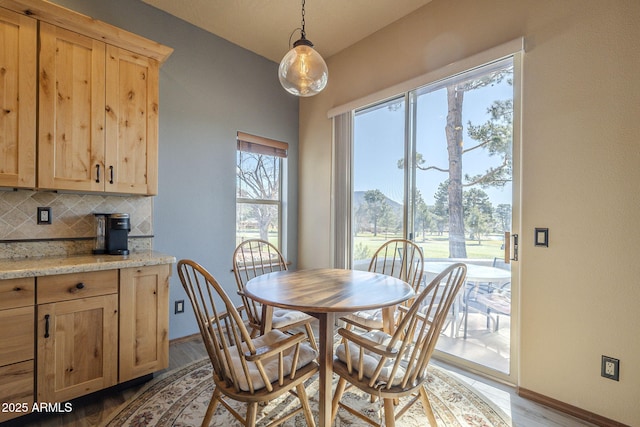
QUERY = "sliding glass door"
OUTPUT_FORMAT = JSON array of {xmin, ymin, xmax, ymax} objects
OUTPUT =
[{"xmin": 351, "ymin": 57, "xmax": 518, "ymax": 380}]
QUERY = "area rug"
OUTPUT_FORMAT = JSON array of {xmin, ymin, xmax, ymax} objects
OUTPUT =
[{"xmin": 102, "ymin": 358, "xmax": 511, "ymax": 426}]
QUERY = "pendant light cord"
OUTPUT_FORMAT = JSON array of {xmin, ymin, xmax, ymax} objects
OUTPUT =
[{"xmin": 300, "ymin": 0, "xmax": 306, "ymax": 38}]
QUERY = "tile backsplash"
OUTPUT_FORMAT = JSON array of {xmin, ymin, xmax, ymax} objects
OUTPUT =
[{"xmin": 0, "ymin": 190, "xmax": 153, "ymax": 259}]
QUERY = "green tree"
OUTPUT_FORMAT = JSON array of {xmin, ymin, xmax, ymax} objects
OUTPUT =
[
  {"xmin": 495, "ymin": 204, "xmax": 512, "ymax": 233},
  {"xmin": 463, "ymin": 188, "xmax": 494, "ymax": 243},
  {"xmin": 432, "ymin": 181, "xmax": 449, "ymax": 236},
  {"xmin": 414, "ymin": 190, "xmax": 432, "ymax": 240},
  {"xmin": 363, "ymin": 189, "xmax": 391, "ymax": 237}
]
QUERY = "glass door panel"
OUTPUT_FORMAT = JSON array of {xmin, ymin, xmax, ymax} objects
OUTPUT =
[
  {"xmin": 413, "ymin": 58, "xmax": 514, "ymax": 376},
  {"xmin": 353, "ymin": 97, "xmax": 407, "ymax": 270}
]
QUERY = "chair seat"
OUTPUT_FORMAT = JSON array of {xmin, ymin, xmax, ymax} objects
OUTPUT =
[
  {"xmin": 335, "ymin": 330, "xmax": 410, "ymax": 386},
  {"xmin": 260, "ymin": 306, "xmax": 315, "ymax": 329},
  {"xmin": 476, "ymin": 292, "xmax": 510, "ymax": 314},
  {"xmin": 341, "ymin": 309, "xmax": 385, "ymax": 330},
  {"xmin": 228, "ymin": 329, "xmax": 318, "ymax": 392}
]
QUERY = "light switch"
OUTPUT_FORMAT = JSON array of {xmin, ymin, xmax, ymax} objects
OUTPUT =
[{"xmin": 534, "ymin": 228, "xmax": 548, "ymax": 247}]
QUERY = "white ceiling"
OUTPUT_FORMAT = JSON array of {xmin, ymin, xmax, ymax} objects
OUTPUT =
[{"xmin": 141, "ymin": 0, "xmax": 432, "ymax": 63}]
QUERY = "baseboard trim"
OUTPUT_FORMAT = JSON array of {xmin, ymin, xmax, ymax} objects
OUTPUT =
[
  {"xmin": 517, "ymin": 387, "xmax": 629, "ymax": 427},
  {"xmin": 169, "ymin": 333, "xmax": 202, "ymax": 345}
]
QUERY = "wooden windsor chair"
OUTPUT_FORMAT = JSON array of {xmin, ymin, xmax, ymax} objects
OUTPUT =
[
  {"xmin": 341, "ymin": 239, "xmax": 424, "ymax": 332},
  {"xmin": 233, "ymin": 239, "xmax": 318, "ymax": 350},
  {"xmin": 331, "ymin": 263, "xmax": 467, "ymax": 427},
  {"xmin": 177, "ymin": 259, "xmax": 319, "ymax": 427}
]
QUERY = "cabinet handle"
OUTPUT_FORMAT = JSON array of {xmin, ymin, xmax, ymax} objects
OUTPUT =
[
  {"xmin": 76, "ymin": 282, "xmax": 85, "ymax": 289},
  {"xmin": 96, "ymin": 164, "xmax": 101, "ymax": 183},
  {"xmin": 44, "ymin": 314, "xmax": 50, "ymax": 338},
  {"xmin": 109, "ymin": 166, "xmax": 114, "ymax": 184}
]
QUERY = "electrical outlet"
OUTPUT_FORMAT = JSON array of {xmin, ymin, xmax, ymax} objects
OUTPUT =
[
  {"xmin": 174, "ymin": 300, "xmax": 185, "ymax": 314},
  {"xmin": 37, "ymin": 207, "xmax": 52, "ymax": 224},
  {"xmin": 601, "ymin": 355, "xmax": 619, "ymax": 381}
]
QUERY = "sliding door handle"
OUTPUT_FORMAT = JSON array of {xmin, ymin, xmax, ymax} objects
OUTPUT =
[{"xmin": 504, "ymin": 232, "xmax": 519, "ymax": 263}]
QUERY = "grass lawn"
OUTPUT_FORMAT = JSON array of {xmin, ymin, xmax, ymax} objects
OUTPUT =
[{"xmin": 354, "ymin": 232, "xmax": 504, "ymax": 261}]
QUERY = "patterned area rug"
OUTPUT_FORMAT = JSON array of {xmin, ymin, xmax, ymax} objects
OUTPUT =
[{"xmin": 102, "ymin": 358, "xmax": 511, "ymax": 426}]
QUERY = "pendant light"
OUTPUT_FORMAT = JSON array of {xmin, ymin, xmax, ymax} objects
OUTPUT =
[{"xmin": 278, "ymin": 0, "xmax": 328, "ymax": 97}]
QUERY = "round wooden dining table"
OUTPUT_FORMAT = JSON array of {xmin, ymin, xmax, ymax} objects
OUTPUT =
[{"xmin": 244, "ymin": 268, "xmax": 415, "ymax": 427}]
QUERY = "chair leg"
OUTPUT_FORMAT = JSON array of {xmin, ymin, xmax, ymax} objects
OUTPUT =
[
  {"xmin": 296, "ymin": 383, "xmax": 316, "ymax": 427},
  {"xmin": 201, "ymin": 387, "xmax": 221, "ymax": 427},
  {"xmin": 331, "ymin": 377, "xmax": 348, "ymax": 421},
  {"xmin": 304, "ymin": 322, "xmax": 319, "ymax": 351},
  {"xmin": 245, "ymin": 402, "xmax": 258, "ymax": 427},
  {"xmin": 418, "ymin": 386, "xmax": 438, "ymax": 426},
  {"xmin": 383, "ymin": 398, "xmax": 396, "ymax": 427}
]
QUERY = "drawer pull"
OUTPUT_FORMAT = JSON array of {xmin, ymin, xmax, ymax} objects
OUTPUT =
[
  {"xmin": 76, "ymin": 283, "xmax": 85, "ymax": 290},
  {"xmin": 44, "ymin": 314, "xmax": 50, "ymax": 338}
]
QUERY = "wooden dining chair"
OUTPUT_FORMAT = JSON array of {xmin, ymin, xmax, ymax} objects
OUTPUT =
[
  {"xmin": 331, "ymin": 263, "xmax": 467, "ymax": 427},
  {"xmin": 341, "ymin": 239, "xmax": 424, "ymax": 332},
  {"xmin": 177, "ymin": 259, "xmax": 319, "ymax": 427},
  {"xmin": 233, "ymin": 239, "xmax": 318, "ymax": 350}
]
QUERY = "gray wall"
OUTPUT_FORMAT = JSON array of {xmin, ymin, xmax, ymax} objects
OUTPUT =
[{"xmin": 53, "ymin": 0, "xmax": 299, "ymax": 339}]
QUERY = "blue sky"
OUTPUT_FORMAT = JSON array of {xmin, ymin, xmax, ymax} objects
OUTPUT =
[{"xmin": 354, "ymin": 69, "xmax": 513, "ymax": 208}]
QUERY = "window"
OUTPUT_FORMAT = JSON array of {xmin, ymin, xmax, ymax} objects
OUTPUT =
[{"xmin": 236, "ymin": 132, "xmax": 287, "ymax": 248}]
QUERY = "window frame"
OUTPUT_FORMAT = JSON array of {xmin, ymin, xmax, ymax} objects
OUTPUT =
[{"xmin": 236, "ymin": 132, "xmax": 287, "ymax": 250}]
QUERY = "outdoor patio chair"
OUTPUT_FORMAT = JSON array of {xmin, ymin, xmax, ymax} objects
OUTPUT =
[
  {"xmin": 233, "ymin": 239, "xmax": 318, "ymax": 350},
  {"xmin": 177, "ymin": 259, "xmax": 319, "ymax": 427},
  {"xmin": 461, "ymin": 258, "xmax": 511, "ymax": 338},
  {"xmin": 331, "ymin": 263, "xmax": 467, "ymax": 427},
  {"xmin": 341, "ymin": 239, "xmax": 424, "ymax": 332}
]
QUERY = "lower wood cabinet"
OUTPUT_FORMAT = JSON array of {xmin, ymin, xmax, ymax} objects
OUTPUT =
[
  {"xmin": 0, "ymin": 263, "xmax": 171, "ymax": 417},
  {"xmin": 37, "ymin": 294, "xmax": 119, "ymax": 402},
  {"xmin": 0, "ymin": 278, "xmax": 35, "ymax": 423},
  {"xmin": 119, "ymin": 264, "xmax": 170, "ymax": 381}
]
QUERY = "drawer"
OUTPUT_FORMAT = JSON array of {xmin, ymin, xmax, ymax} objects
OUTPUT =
[
  {"xmin": 0, "ymin": 306, "xmax": 34, "ymax": 366},
  {"xmin": 0, "ymin": 278, "xmax": 35, "ymax": 310},
  {"xmin": 0, "ymin": 360, "xmax": 34, "ymax": 423},
  {"xmin": 37, "ymin": 270, "xmax": 118, "ymax": 304}
]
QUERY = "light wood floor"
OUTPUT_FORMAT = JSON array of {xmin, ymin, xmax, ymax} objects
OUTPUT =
[{"xmin": 5, "ymin": 335, "xmax": 595, "ymax": 427}]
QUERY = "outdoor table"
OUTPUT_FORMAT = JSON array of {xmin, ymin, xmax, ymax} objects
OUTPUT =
[
  {"xmin": 424, "ymin": 261, "xmax": 511, "ymax": 338},
  {"xmin": 244, "ymin": 268, "xmax": 414, "ymax": 427}
]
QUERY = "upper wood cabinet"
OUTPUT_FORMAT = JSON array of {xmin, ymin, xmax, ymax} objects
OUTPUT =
[
  {"xmin": 38, "ymin": 23, "xmax": 107, "ymax": 193},
  {"xmin": 1, "ymin": 0, "xmax": 172, "ymax": 195},
  {"xmin": 105, "ymin": 46, "xmax": 160, "ymax": 195},
  {"xmin": 37, "ymin": 25, "xmax": 160, "ymax": 194},
  {"xmin": 0, "ymin": 8, "xmax": 36, "ymax": 188}
]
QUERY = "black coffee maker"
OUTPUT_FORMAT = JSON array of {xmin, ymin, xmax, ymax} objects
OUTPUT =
[{"xmin": 93, "ymin": 213, "xmax": 130, "ymax": 255}]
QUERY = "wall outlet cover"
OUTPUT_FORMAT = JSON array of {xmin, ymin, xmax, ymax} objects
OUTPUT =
[
  {"xmin": 601, "ymin": 355, "xmax": 620, "ymax": 381},
  {"xmin": 37, "ymin": 207, "xmax": 52, "ymax": 224}
]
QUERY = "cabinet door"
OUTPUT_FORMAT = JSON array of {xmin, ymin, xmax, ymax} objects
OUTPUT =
[
  {"xmin": 0, "ymin": 306, "xmax": 34, "ymax": 366},
  {"xmin": 105, "ymin": 46, "xmax": 159, "ymax": 195},
  {"xmin": 0, "ymin": 9, "xmax": 36, "ymax": 188},
  {"xmin": 0, "ymin": 361, "xmax": 34, "ymax": 423},
  {"xmin": 119, "ymin": 264, "xmax": 170, "ymax": 381},
  {"xmin": 38, "ymin": 23, "xmax": 106, "ymax": 192},
  {"xmin": 37, "ymin": 295, "xmax": 118, "ymax": 402}
]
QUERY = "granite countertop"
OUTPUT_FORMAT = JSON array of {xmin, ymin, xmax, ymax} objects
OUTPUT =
[{"xmin": 0, "ymin": 251, "xmax": 176, "ymax": 280}]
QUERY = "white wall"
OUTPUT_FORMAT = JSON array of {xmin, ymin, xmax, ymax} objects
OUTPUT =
[
  {"xmin": 298, "ymin": 0, "xmax": 640, "ymax": 424},
  {"xmin": 53, "ymin": 0, "xmax": 300, "ymax": 340}
]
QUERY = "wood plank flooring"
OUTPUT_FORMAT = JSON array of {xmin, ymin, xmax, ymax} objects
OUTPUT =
[{"xmin": 3, "ymin": 335, "xmax": 596, "ymax": 427}]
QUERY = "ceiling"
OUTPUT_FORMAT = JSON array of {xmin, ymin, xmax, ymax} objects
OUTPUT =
[{"xmin": 141, "ymin": 0, "xmax": 432, "ymax": 63}]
